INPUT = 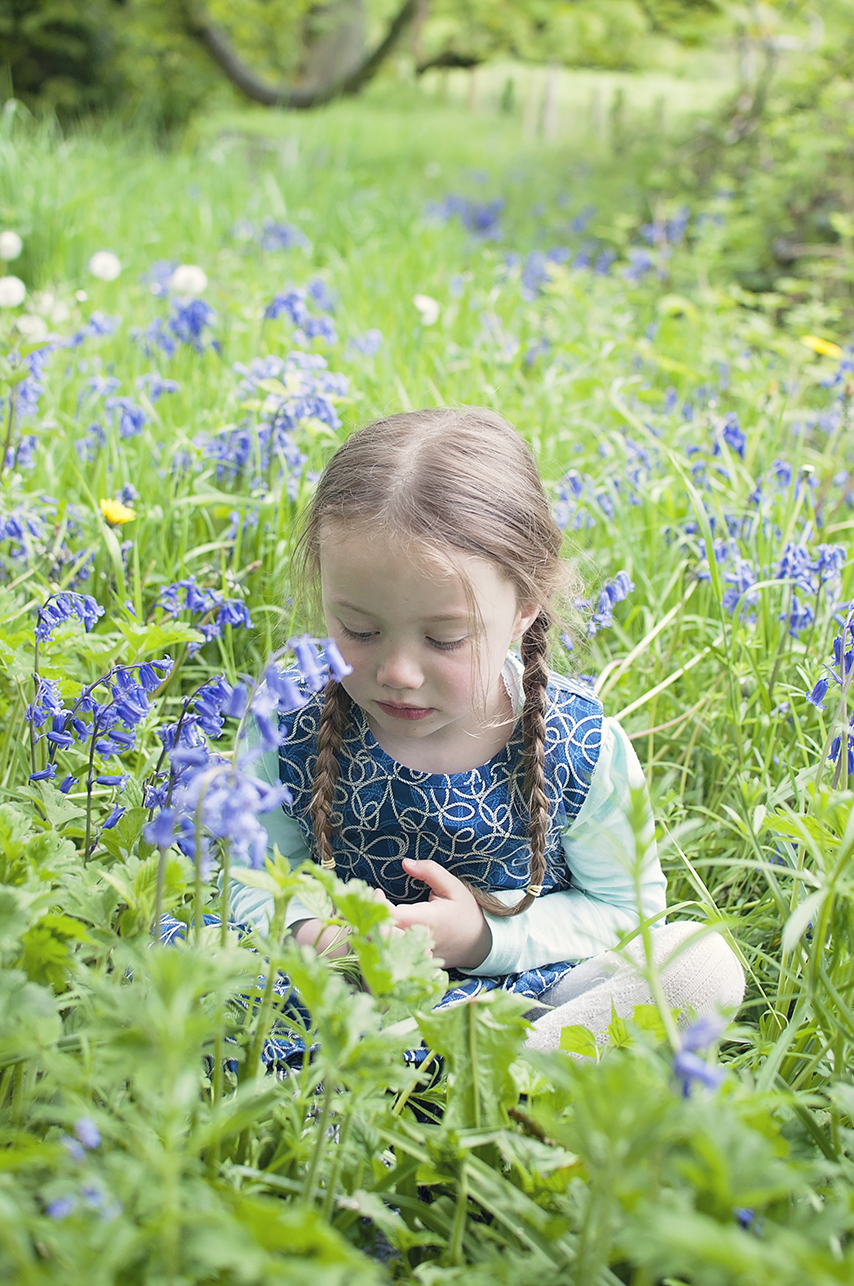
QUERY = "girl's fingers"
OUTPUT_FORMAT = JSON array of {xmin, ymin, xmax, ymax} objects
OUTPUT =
[{"xmin": 401, "ymin": 857, "xmax": 467, "ymax": 902}]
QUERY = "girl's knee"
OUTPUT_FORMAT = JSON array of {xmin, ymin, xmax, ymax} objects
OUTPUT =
[{"xmin": 653, "ymin": 922, "xmax": 746, "ymax": 1016}]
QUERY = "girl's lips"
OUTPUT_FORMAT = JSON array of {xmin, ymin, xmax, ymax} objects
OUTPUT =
[{"xmin": 376, "ymin": 701, "xmax": 434, "ymax": 721}]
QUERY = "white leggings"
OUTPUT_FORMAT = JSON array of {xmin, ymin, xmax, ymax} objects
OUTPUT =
[{"xmin": 525, "ymin": 922, "xmax": 746, "ymax": 1054}]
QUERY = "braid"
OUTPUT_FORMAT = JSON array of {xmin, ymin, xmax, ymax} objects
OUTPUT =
[
  {"xmin": 469, "ymin": 611, "xmax": 550, "ymax": 919},
  {"xmin": 310, "ymin": 680, "xmax": 351, "ymax": 871}
]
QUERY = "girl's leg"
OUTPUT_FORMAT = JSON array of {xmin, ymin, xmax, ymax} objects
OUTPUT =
[{"xmin": 526, "ymin": 922, "xmax": 745, "ymax": 1054}]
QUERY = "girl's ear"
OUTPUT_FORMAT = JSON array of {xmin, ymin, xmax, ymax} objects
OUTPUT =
[{"xmin": 513, "ymin": 602, "xmax": 541, "ymax": 643}]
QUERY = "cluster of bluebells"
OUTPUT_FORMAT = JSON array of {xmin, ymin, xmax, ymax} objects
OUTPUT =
[
  {"xmin": 143, "ymin": 637, "xmax": 351, "ymax": 880},
  {"xmin": 158, "ymin": 577, "xmax": 253, "ymax": 652},
  {"xmin": 200, "ymin": 352, "xmax": 347, "ymax": 492},
  {"xmin": 575, "ymin": 570, "xmax": 635, "ymax": 638},
  {"xmin": 427, "ymin": 195, "xmax": 505, "ymax": 241},
  {"xmin": 807, "ymin": 612, "xmax": 854, "ymax": 776},
  {"xmin": 28, "ymin": 599, "xmax": 172, "ymax": 828},
  {"xmin": 0, "ymin": 499, "xmax": 94, "ymax": 586},
  {"xmin": 231, "ymin": 219, "xmax": 310, "ymax": 253},
  {"xmin": 706, "ymin": 538, "xmax": 847, "ymax": 632},
  {"xmin": 672, "ymin": 1013, "xmax": 726, "ymax": 1097},
  {"xmin": 46, "ymin": 1117, "xmax": 121, "ymax": 1223},
  {"xmin": 134, "ymin": 298, "xmax": 218, "ymax": 358},
  {"xmin": 551, "ymin": 458, "xmax": 646, "ymax": 531},
  {"xmin": 264, "ymin": 277, "xmax": 337, "ymax": 345}
]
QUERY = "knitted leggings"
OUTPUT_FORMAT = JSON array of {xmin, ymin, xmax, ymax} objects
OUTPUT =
[{"xmin": 525, "ymin": 922, "xmax": 746, "ymax": 1054}]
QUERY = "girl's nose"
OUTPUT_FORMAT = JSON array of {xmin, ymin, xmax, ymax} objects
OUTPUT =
[{"xmin": 376, "ymin": 644, "xmax": 423, "ymax": 691}]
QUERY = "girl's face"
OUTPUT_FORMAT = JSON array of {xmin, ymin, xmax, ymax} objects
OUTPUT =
[{"xmin": 319, "ymin": 524, "xmax": 538, "ymax": 773}]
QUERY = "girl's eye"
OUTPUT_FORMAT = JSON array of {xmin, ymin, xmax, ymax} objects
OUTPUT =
[
  {"xmin": 428, "ymin": 637, "xmax": 467, "ymax": 652},
  {"xmin": 340, "ymin": 625, "xmax": 377, "ymax": 642}
]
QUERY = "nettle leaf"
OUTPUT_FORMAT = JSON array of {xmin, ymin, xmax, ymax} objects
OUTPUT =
[{"xmin": 417, "ymin": 990, "xmax": 532, "ymax": 1130}]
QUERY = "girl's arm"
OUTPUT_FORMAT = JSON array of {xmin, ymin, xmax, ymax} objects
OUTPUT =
[{"xmin": 464, "ymin": 717, "xmax": 667, "ymax": 977}]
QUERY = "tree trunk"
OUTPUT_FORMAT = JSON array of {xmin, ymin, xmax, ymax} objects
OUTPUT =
[
  {"xmin": 178, "ymin": 0, "xmax": 416, "ymax": 109},
  {"xmin": 299, "ymin": 1, "xmax": 366, "ymax": 94}
]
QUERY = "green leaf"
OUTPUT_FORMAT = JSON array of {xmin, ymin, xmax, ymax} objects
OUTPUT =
[
  {"xmin": 416, "ymin": 990, "xmax": 532, "ymax": 1130},
  {"xmin": 559, "ymin": 1024, "xmax": 598, "ymax": 1058},
  {"xmin": 116, "ymin": 618, "xmax": 203, "ymax": 659}
]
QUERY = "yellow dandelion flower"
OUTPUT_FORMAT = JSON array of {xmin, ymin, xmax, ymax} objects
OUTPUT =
[
  {"xmin": 800, "ymin": 334, "xmax": 842, "ymax": 359},
  {"xmin": 99, "ymin": 497, "xmax": 136, "ymax": 525}
]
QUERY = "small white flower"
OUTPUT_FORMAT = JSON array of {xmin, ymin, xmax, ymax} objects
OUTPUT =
[
  {"xmin": 75, "ymin": 289, "xmax": 88, "ymax": 302},
  {"xmin": 51, "ymin": 300, "xmax": 70, "ymax": 324},
  {"xmin": 0, "ymin": 276, "xmax": 26, "ymax": 307},
  {"xmin": 16, "ymin": 315, "xmax": 47, "ymax": 338},
  {"xmin": 88, "ymin": 251, "xmax": 121, "ymax": 282},
  {"xmin": 413, "ymin": 293, "xmax": 440, "ymax": 326},
  {"xmin": 168, "ymin": 264, "xmax": 207, "ymax": 296},
  {"xmin": 0, "ymin": 231, "xmax": 22, "ymax": 261}
]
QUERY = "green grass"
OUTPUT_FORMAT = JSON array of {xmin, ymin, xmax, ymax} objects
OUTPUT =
[{"xmin": 0, "ymin": 85, "xmax": 852, "ymax": 1281}]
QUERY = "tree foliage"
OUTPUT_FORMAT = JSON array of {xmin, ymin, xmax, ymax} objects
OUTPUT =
[{"xmin": 0, "ymin": 0, "xmax": 730, "ymax": 124}]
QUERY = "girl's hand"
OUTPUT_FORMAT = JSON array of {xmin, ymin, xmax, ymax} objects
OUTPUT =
[{"xmin": 388, "ymin": 859, "xmax": 493, "ymax": 970}]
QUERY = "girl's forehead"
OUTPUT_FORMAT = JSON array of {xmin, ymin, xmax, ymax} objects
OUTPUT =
[{"xmin": 319, "ymin": 525, "xmax": 515, "ymax": 611}]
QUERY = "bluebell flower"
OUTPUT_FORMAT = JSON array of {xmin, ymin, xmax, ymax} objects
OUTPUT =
[
  {"xmin": 624, "ymin": 248, "xmax": 653, "ymax": 282},
  {"xmin": 673, "ymin": 1048, "xmax": 725, "ymax": 1096},
  {"xmin": 524, "ymin": 339, "xmax": 550, "ymax": 368},
  {"xmin": 681, "ymin": 1013, "xmax": 727, "ymax": 1051},
  {"xmin": 776, "ymin": 542, "xmax": 814, "ymax": 594},
  {"xmin": 30, "ymin": 764, "xmax": 57, "ymax": 782},
  {"xmin": 259, "ymin": 220, "xmax": 309, "ymax": 252},
  {"xmin": 594, "ymin": 249, "xmax": 616, "ymax": 275},
  {"xmin": 102, "ymin": 805, "xmax": 125, "ymax": 830},
  {"xmin": 87, "ymin": 374, "xmax": 121, "ymax": 399},
  {"xmin": 295, "ymin": 316, "xmax": 338, "ymax": 345},
  {"xmin": 426, "ymin": 195, "xmax": 504, "ymax": 241},
  {"xmin": 95, "ymin": 774, "xmax": 127, "ymax": 788},
  {"xmin": 169, "ymin": 298, "xmax": 216, "ymax": 350},
  {"xmin": 217, "ymin": 600, "xmax": 253, "ymax": 630},
  {"xmin": 664, "ymin": 387, "xmax": 678, "ymax": 413},
  {"xmin": 289, "ymin": 635, "xmax": 326, "ymax": 691},
  {"xmin": 781, "ymin": 594, "xmax": 815, "ymax": 636},
  {"xmin": 105, "ymin": 396, "xmax": 147, "ymax": 440},
  {"xmin": 345, "ymin": 329, "xmax": 383, "ymax": 357},
  {"xmin": 60, "ymin": 1135, "xmax": 85, "ymax": 1162},
  {"xmin": 813, "ymin": 543, "xmax": 847, "ymax": 581},
  {"xmin": 35, "ymin": 591, "xmax": 104, "ymax": 643},
  {"xmin": 142, "ymin": 260, "xmax": 179, "ymax": 297},
  {"xmin": 75, "ymin": 1118, "xmax": 100, "ymax": 1149},
  {"xmin": 144, "ymin": 808, "xmax": 176, "ymax": 848},
  {"xmin": 265, "ymin": 289, "xmax": 308, "ymax": 325},
  {"xmin": 807, "ymin": 677, "xmax": 830, "ymax": 710},
  {"xmin": 719, "ymin": 412, "xmax": 746, "ymax": 459},
  {"xmin": 136, "ymin": 371, "xmax": 180, "ymax": 401},
  {"xmin": 734, "ymin": 1207, "xmax": 754, "ymax": 1229},
  {"xmin": 58, "ymin": 774, "xmax": 77, "ymax": 794},
  {"xmin": 721, "ymin": 557, "xmax": 758, "ymax": 618},
  {"xmin": 322, "ymin": 640, "xmax": 352, "ymax": 681},
  {"xmin": 46, "ymin": 1196, "xmax": 76, "ymax": 1219},
  {"xmin": 570, "ymin": 205, "xmax": 595, "ymax": 233},
  {"xmin": 307, "ymin": 277, "xmax": 335, "ymax": 312},
  {"xmin": 66, "ymin": 312, "xmax": 121, "ymax": 347}
]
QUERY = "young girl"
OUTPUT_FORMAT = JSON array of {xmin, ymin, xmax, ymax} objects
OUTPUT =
[{"xmin": 231, "ymin": 407, "xmax": 744, "ymax": 1050}]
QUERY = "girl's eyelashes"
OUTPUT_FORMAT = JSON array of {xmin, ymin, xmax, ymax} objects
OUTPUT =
[
  {"xmin": 338, "ymin": 624, "xmax": 467, "ymax": 651},
  {"xmin": 340, "ymin": 624, "xmax": 378, "ymax": 642}
]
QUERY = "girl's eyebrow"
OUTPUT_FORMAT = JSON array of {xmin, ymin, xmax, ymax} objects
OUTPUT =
[{"xmin": 329, "ymin": 597, "xmax": 467, "ymax": 624}]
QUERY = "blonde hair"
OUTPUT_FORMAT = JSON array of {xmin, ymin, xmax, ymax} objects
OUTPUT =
[{"xmin": 292, "ymin": 406, "xmax": 581, "ymax": 918}]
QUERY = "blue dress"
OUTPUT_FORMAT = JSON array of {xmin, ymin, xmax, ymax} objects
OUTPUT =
[{"xmin": 162, "ymin": 667, "xmax": 607, "ymax": 1066}]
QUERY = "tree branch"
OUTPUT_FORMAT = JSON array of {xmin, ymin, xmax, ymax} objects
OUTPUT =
[{"xmin": 179, "ymin": 0, "xmax": 417, "ymax": 109}]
